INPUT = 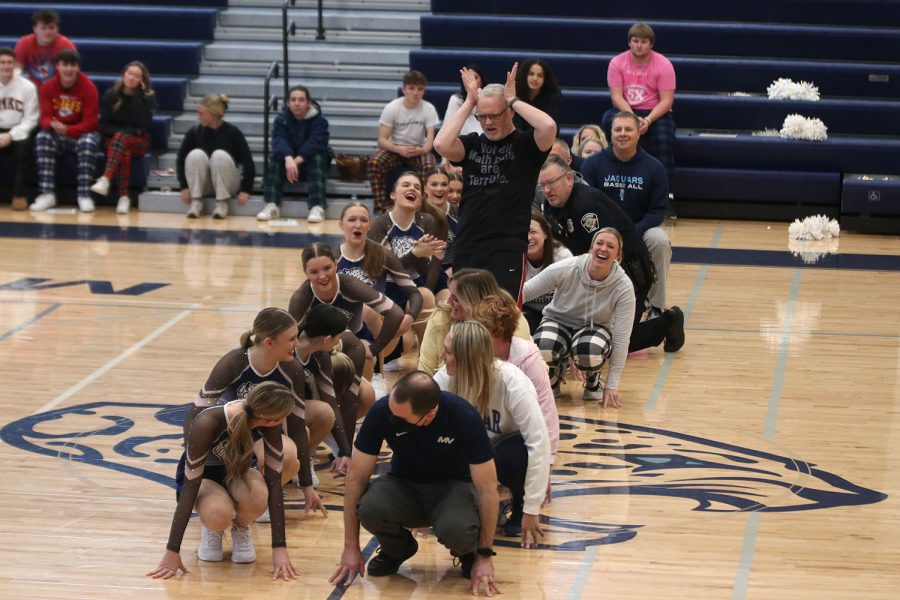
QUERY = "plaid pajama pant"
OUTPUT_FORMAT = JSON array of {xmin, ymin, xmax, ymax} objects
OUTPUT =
[
  {"xmin": 101, "ymin": 131, "xmax": 150, "ymax": 196},
  {"xmin": 533, "ymin": 318, "xmax": 612, "ymax": 389},
  {"xmin": 264, "ymin": 150, "xmax": 329, "ymax": 208},
  {"xmin": 602, "ymin": 108, "xmax": 676, "ymax": 192},
  {"xmin": 366, "ymin": 150, "xmax": 436, "ymax": 213},
  {"xmin": 35, "ymin": 130, "xmax": 101, "ymax": 197}
]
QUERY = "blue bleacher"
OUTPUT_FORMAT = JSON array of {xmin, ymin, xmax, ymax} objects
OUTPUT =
[
  {"xmin": 430, "ymin": 0, "xmax": 900, "ymax": 28},
  {"xmin": 51, "ymin": 0, "xmax": 226, "ymax": 6},
  {"xmin": 0, "ymin": 4, "xmax": 217, "ymax": 41},
  {"xmin": 418, "ymin": 1, "xmax": 900, "ymax": 226}
]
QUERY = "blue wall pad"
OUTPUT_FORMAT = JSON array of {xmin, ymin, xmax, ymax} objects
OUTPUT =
[
  {"xmin": 842, "ymin": 175, "xmax": 900, "ymax": 217},
  {"xmin": 676, "ymin": 168, "xmax": 840, "ymax": 205}
]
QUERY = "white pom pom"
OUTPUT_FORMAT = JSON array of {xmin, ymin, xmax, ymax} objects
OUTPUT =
[
  {"xmin": 788, "ymin": 215, "xmax": 840, "ymax": 241},
  {"xmin": 780, "ymin": 114, "xmax": 828, "ymax": 141},
  {"xmin": 767, "ymin": 78, "xmax": 820, "ymax": 101}
]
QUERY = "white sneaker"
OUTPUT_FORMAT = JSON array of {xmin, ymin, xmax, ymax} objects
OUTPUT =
[
  {"xmin": 255, "ymin": 508, "xmax": 271, "ymax": 523},
  {"xmin": 186, "ymin": 199, "xmax": 202, "ymax": 218},
  {"xmin": 370, "ymin": 373, "xmax": 388, "ymax": 400},
  {"xmin": 78, "ymin": 196, "xmax": 96, "ymax": 212},
  {"xmin": 230, "ymin": 523, "xmax": 256, "ymax": 563},
  {"xmin": 307, "ymin": 205, "xmax": 325, "ymax": 223},
  {"xmin": 29, "ymin": 193, "xmax": 56, "ymax": 211},
  {"xmin": 256, "ymin": 202, "xmax": 280, "ymax": 221},
  {"xmin": 90, "ymin": 176, "xmax": 110, "ymax": 196},
  {"xmin": 310, "ymin": 457, "xmax": 320, "ymax": 487},
  {"xmin": 383, "ymin": 358, "xmax": 402, "ymax": 372},
  {"xmin": 212, "ymin": 200, "xmax": 228, "ymax": 220},
  {"xmin": 198, "ymin": 525, "xmax": 224, "ymax": 561},
  {"xmin": 324, "ymin": 434, "xmax": 340, "ymax": 458},
  {"xmin": 115, "ymin": 195, "xmax": 129, "ymax": 214}
]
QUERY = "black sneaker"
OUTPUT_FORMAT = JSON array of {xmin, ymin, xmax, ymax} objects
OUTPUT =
[
  {"xmin": 454, "ymin": 552, "xmax": 476, "ymax": 579},
  {"xmin": 502, "ymin": 502, "xmax": 524, "ymax": 537},
  {"xmin": 663, "ymin": 306, "xmax": 685, "ymax": 352},
  {"xmin": 367, "ymin": 541, "xmax": 417, "ymax": 577}
]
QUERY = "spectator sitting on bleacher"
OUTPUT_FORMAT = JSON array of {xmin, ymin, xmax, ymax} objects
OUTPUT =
[
  {"xmin": 603, "ymin": 22, "xmax": 676, "ymax": 216},
  {"xmin": 514, "ymin": 58, "xmax": 560, "ymax": 134},
  {"xmin": 367, "ymin": 70, "xmax": 439, "ymax": 213},
  {"xmin": 582, "ymin": 111, "xmax": 672, "ymax": 320},
  {"xmin": 15, "ymin": 9, "xmax": 76, "ymax": 89},
  {"xmin": 90, "ymin": 61, "xmax": 156, "ymax": 215},
  {"xmin": 177, "ymin": 94, "xmax": 255, "ymax": 220},
  {"xmin": 578, "ymin": 135, "xmax": 606, "ymax": 158},
  {"xmin": 443, "ymin": 63, "xmax": 484, "ymax": 137},
  {"xmin": 258, "ymin": 85, "xmax": 330, "ymax": 223},
  {"xmin": 0, "ymin": 46, "xmax": 38, "ymax": 211},
  {"xmin": 571, "ymin": 124, "xmax": 603, "ymax": 157},
  {"xmin": 31, "ymin": 49, "xmax": 100, "ymax": 213}
]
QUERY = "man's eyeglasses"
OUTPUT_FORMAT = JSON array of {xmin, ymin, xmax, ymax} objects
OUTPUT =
[
  {"xmin": 474, "ymin": 107, "xmax": 509, "ymax": 123},
  {"xmin": 538, "ymin": 173, "xmax": 567, "ymax": 190}
]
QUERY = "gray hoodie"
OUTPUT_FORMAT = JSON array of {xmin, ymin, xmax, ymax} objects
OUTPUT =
[{"xmin": 522, "ymin": 253, "xmax": 635, "ymax": 389}]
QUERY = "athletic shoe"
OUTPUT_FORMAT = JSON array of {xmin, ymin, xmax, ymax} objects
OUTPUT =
[
  {"xmin": 663, "ymin": 306, "xmax": 685, "ymax": 353},
  {"xmin": 551, "ymin": 382, "xmax": 561, "ymax": 399},
  {"xmin": 367, "ymin": 540, "xmax": 417, "ymax": 576},
  {"xmin": 78, "ymin": 196, "xmax": 96, "ymax": 213},
  {"xmin": 370, "ymin": 373, "xmax": 388, "ymax": 400},
  {"xmin": 230, "ymin": 523, "xmax": 256, "ymax": 563},
  {"xmin": 30, "ymin": 193, "xmax": 56, "ymax": 211},
  {"xmin": 256, "ymin": 202, "xmax": 280, "ymax": 221},
  {"xmin": 90, "ymin": 176, "xmax": 110, "ymax": 196},
  {"xmin": 115, "ymin": 195, "xmax": 130, "ymax": 214},
  {"xmin": 212, "ymin": 200, "xmax": 228, "ymax": 220},
  {"xmin": 186, "ymin": 199, "xmax": 202, "ymax": 218},
  {"xmin": 198, "ymin": 525, "xmax": 224, "ymax": 561},
  {"xmin": 646, "ymin": 306, "xmax": 665, "ymax": 321},
  {"xmin": 255, "ymin": 508, "xmax": 270, "ymax": 523},
  {"xmin": 307, "ymin": 205, "xmax": 325, "ymax": 223},
  {"xmin": 582, "ymin": 372, "xmax": 604, "ymax": 401},
  {"xmin": 11, "ymin": 196, "xmax": 27, "ymax": 211},
  {"xmin": 310, "ymin": 457, "xmax": 320, "ymax": 487},
  {"xmin": 324, "ymin": 434, "xmax": 340, "ymax": 457},
  {"xmin": 383, "ymin": 358, "xmax": 402, "ymax": 372},
  {"xmin": 455, "ymin": 552, "xmax": 476, "ymax": 579}
]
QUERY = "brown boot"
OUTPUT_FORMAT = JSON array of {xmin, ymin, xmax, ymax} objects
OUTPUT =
[{"xmin": 11, "ymin": 196, "xmax": 27, "ymax": 211}]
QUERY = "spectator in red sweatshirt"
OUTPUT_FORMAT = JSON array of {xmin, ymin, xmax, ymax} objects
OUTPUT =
[
  {"xmin": 15, "ymin": 9, "xmax": 76, "ymax": 88},
  {"xmin": 31, "ymin": 49, "xmax": 100, "ymax": 213}
]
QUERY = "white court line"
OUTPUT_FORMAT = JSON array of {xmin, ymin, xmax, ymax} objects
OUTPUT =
[
  {"xmin": 34, "ymin": 305, "xmax": 198, "ymax": 414},
  {"xmin": 8, "ymin": 579, "xmax": 164, "ymax": 591}
]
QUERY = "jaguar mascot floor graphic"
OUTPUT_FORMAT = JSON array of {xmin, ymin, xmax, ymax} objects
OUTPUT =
[{"xmin": 1, "ymin": 402, "xmax": 886, "ymax": 551}]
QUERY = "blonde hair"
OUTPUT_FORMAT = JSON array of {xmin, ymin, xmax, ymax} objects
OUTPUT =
[
  {"xmin": 446, "ymin": 321, "xmax": 495, "ymax": 416},
  {"xmin": 222, "ymin": 381, "xmax": 295, "ymax": 486},
  {"xmin": 330, "ymin": 351, "xmax": 355, "ymax": 395},
  {"xmin": 240, "ymin": 307, "xmax": 297, "ymax": 349},
  {"xmin": 200, "ymin": 93, "xmax": 229, "ymax": 119},
  {"xmin": 571, "ymin": 124, "xmax": 603, "ymax": 155}
]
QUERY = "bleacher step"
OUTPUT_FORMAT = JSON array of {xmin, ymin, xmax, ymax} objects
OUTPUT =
[
  {"xmin": 215, "ymin": 27, "xmax": 419, "ymax": 45},
  {"xmin": 138, "ymin": 191, "xmax": 373, "ymax": 218},
  {"xmin": 200, "ymin": 61, "xmax": 404, "ymax": 80},
  {"xmin": 220, "ymin": 8, "xmax": 422, "ymax": 31},
  {"xmin": 204, "ymin": 42, "xmax": 410, "ymax": 65}
]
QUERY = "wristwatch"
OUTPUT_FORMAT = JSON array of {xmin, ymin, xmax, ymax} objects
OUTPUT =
[
  {"xmin": 508, "ymin": 97, "xmax": 520, "ymax": 109},
  {"xmin": 476, "ymin": 547, "xmax": 497, "ymax": 557}
]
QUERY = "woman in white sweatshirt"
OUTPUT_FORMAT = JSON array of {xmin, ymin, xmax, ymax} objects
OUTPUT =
[
  {"xmin": 522, "ymin": 227, "xmax": 636, "ymax": 408},
  {"xmin": 434, "ymin": 320, "xmax": 551, "ymax": 550}
]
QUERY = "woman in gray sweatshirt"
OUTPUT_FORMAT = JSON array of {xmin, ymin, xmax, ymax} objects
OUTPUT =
[{"xmin": 522, "ymin": 227, "xmax": 635, "ymax": 408}]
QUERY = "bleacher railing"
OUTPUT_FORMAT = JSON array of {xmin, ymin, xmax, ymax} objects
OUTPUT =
[
  {"xmin": 263, "ymin": 60, "xmax": 281, "ymax": 179},
  {"xmin": 282, "ymin": 0, "xmax": 297, "ymax": 102}
]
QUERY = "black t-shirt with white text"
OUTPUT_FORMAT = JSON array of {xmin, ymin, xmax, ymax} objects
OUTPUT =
[{"xmin": 453, "ymin": 130, "xmax": 549, "ymax": 256}]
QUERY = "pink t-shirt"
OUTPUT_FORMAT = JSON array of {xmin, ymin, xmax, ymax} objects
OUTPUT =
[{"xmin": 607, "ymin": 50, "xmax": 676, "ymax": 111}]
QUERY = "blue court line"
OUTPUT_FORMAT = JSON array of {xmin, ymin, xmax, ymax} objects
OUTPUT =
[
  {"xmin": 687, "ymin": 326, "xmax": 900, "ymax": 340},
  {"xmin": 326, "ymin": 536, "xmax": 380, "ymax": 600},
  {"xmin": 0, "ymin": 303, "xmax": 61, "ymax": 342},
  {"xmin": 732, "ymin": 268, "xmax": 801, "ymax": 600},
  {"xmin": 2, "ymin": 220, "xmax": 899, "ymax": 272},
  {"xmin": 645, "ymin": 225, "xmax": 721, "ymax": 412}
]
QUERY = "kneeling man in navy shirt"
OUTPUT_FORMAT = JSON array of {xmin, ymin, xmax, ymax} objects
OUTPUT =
[{"xmin": 330, "ymin": 371, "xmax": 501, "ymax": 596}]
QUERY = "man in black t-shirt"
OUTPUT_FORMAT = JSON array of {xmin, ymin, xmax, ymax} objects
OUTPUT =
[
  {"xmin": 434, "ymin": 63, "xmax": 555, "ymax": 302},
  {"xmin": 329, "ymin": 372, "xmax": 502, "ymax": 597}
]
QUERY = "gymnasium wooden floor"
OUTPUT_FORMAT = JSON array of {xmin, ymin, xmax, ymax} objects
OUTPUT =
[{"xmin": 1, "ymin": 207, "xmax": 898, "ymax": 599}]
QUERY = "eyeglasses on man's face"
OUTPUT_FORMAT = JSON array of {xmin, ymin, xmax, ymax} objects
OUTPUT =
[{"xmin": 474, "ymin": 107, "xmax": 509, "ymax": 123}]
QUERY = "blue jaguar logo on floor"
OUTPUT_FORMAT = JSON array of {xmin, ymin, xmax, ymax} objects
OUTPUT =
[{"xmin": 0, "ymin": 405, "xmax": 886, "ymax": 551}]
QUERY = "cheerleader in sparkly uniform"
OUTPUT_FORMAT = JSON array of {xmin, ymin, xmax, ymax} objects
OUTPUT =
[
  {"xmin": 289, "ymin": 242, "xmax": 405, "ymax": 473},
  {"xmin": 148, "ymin": 382, "xmax": 301, "ymax": 580}
]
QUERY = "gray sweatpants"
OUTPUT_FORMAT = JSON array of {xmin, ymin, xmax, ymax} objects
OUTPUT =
[{"xmin": 184, "ymin": 148, "xmax": 240, "ymax": 201}]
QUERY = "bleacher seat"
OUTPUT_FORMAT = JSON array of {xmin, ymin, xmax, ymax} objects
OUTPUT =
[
  {"xmin": 0, "ymin": 4, "xmax": 217, "ymax": 41},
  {"xmin": 430, "ymin": 0, "xmax": 900, "ymax": 28}
]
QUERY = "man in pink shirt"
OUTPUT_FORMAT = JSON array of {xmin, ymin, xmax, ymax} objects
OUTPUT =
[
  {"xmin": 15, "ymin": 9, "xmax": 77, "ymax": 88},
  {"xmin": 603, "ymin": 22, "xmax": 676, "ymax": 215}
]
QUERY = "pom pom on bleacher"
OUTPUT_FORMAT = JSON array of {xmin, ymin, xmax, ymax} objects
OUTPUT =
[
  {"xmin": 780, "ymin": 114, "xmax": 828, "ymax": 141},
  {"xmin": 767, "ymin": 78, "xmax": 820, "ymax": 101}
]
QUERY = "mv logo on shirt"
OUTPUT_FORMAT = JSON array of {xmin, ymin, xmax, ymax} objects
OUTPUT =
[{"xmin": 436, "ymin": 436, "xmax": 455, "ymax": 444}]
